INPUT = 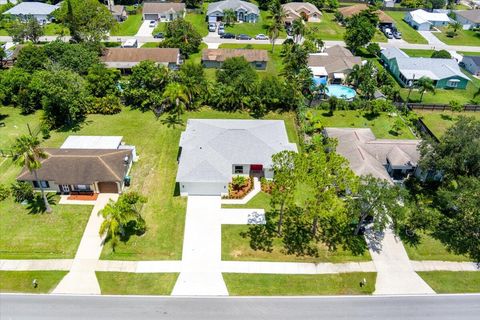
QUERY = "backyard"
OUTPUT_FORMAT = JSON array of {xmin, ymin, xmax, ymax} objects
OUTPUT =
[
  {"xmin": 417, "ymin": 271, "xmax": 480, "ymax": 293},
  {"xmin": 223, "ymin": 273, "xmax": 377, "ymax": 295},
  {"xmin": 415, "ymin": 110, "xmax": 480, "ymax": 138},
  {"xmin": 433, "ymin": 27, "xmax": 480, "ymax": 46},
  {"xmin": 385, "ymin": 11, "xmax": 428, "ymax": 44},
  {"xmin": 110, "ymin": 14, "xmax": 143, "ymax": 36},
  {"xmin": 96, "ymin": 272, "xmax": 178, "ymax": 295}
]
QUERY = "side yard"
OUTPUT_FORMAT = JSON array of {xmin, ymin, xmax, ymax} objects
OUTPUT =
[
  {"xmin": 415, "ymin": 110, "xmax": 480, "ymax": 138},
  {"xmin": 224, "ymin": 273, "xmax": 377, "ymax": 295}
]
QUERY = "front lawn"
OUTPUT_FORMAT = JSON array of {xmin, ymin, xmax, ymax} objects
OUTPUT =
[
  {"xmin": 222, "ymin": 225, "xmax": 371, "ymax": 263},
  {"xmin": 223, "ymin": 273, "xmax": 377, "ymax": 295},
  {"xmin": 96, "ymin": 272, "xmax": 178, "ymax": 295},
  {"xmin": 185, "ymin": 12, "xmax": 208, "ymax": 37},
  {"xmin": 415, "ymin": 110, "xmax": 480, "ymax": 138},
  {"xmin": 310, "ymin": 110, "xmax": 416, "ymax": 139},
  {"xmin": 0, "ymin": 196, "xmax": 93, "ymax": 259},
  {"xmin": 0, "ymin": 271, "xmax": 67, "ymax": 294},
  {"xmin": 401, "ymin": 49, "xmax": 435, "ymax": 58},
  {"xmin": 403, "ymin": 233, "xmax": 471, "ymax": 262},
  {"xmin": 43, "ymin": 23, "xmax": 69, "ymax": 36},
  {"xmin": 417, "ymin": 271, "xmax": 480, "ymax": 293},
  {"xmin": 225, "ymin": 11, "xmax": 286, "ymax": 38},
  {"xmin": 386, "ymin": 11, "xmax": 429, "ymax": 44},
  {"xmin": 459, "ymin": 51, "xmax": 480, "ymax": 56},
  {"xmin": 218, "ymin": 43, "xmax": 283, "ymax": 76},
  {"xmin": 433, "ymin": 28, "xmax": 480, "ymax": 46},
  {"xmin": 110, "ymin": 14, "xmax": 143, "ymax": 36}
]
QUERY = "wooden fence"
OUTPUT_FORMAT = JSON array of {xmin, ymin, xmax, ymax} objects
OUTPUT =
[{"xmin": 406, "ymin": 103, "xmax": 480, "ymax": 112}]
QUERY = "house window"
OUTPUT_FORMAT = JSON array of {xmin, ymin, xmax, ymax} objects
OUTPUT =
[
  {"xmin": 447, "ymin": 80, "xmax": 459, "ymax": 88},
  {"xmin": 234, "ymin": 165, "xmax": 243, "ymax": 174},
  {"xmin": 74, "ymin": 184, "xmax": 91, "ymax": 191},
  {"xmin": 255, "ymin": 62, "xmax": 262, "ymax": 68},
  {"xmin": 33, "ymin": 181, "xmax": 50, "ymax": 188}
]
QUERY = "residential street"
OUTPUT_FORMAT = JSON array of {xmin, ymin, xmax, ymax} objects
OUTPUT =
[{"xmin": 1, "ymin": 294, "xmax": 480, "ymax": 320}]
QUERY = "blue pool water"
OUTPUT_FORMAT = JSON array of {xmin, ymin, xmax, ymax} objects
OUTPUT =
[
  {"xmin": 326, "ymin": 85, "xmax": 356, "ymax": 100},
  {"xmin": 313, "ymin": 76, "xmax": 328, "ymax": 86}
]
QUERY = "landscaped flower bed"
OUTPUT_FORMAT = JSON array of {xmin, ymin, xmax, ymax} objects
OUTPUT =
[
  {"xmin": 225, "ymin": 176, "xmax": 254, "ymax": 199},
  {"xmin": 260, "ymin": 177, "xmax": 274, "ymax": 194}
]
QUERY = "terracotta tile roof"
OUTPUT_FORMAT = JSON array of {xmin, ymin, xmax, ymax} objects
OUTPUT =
[
  {"xmin": 201, "ymin": 49, "xmax": 268, "ymax": 62},
  {"xmin": 143, "ymin": 2, "xmax": 185, "ymax": 14},
  {"xmin": 17, "ymin": 149, "xmax": 132, "ymax": 185},
  {"xmin": 338, "ymin": 4, "xmax": 393, "ymax": 24},
  {"xmin": 101, "ymin": 48, "xmax": 180, "ymax": 64}
]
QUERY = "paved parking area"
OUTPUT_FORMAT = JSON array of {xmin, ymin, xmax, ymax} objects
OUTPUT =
[{"xmin": 135, "ymin": 20, "xmax": 154, "ymax": 37}]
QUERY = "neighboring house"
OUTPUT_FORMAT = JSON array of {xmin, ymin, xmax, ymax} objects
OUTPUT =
[
  {"xmin": 462, "ymin": 55, "xmax": 480, "ymax": 76},
  {"xmin": 3, "ymin": 1, "xmax": 59, "ymax": 24},
  {"xmin": 381, "ymin": 47, "xmax": 469, "ymax": 89},
  {"xmin": 455, "ymin": 9, "xmax": 480, "ymax": 30},
  {"xmin": 176, "ymin": 119, "xmax": 297, "ymax": 196},
  {"xmin": 324, "ymin": 128, "xmax": 421, "ymax": 183},
  {"xmin": 206, "ymin": 0, "xmax": 259, "ymax": 23},
  {"xmin": 0, "ymin": 0, "xmax": 17, "ymax": 4},
  {"xmin": 282, "ymin": 2, "xmax": 322, "ymax": 23},
  {"xmin": 383, "ymin": 0, "xmax": 395, "ymax": 8},
  {"xmin": 201, "ymin": 49, "xmax": 268, "ymax": 70},
  {"xmin": 142, "ymin": 2, "xmax": 185, "ymax": 21},
  {"xmin": 404, "ymin": 9, "xmax": 451, "ymax": 31},
  {"xmin": 308, "ymin": 45, "xmax": 362, "ymax": 84},
  {"xmin": 101, "ymin": 48, "xmax": 181, "ymax": 71},
  {"xmin": 337, "ymin": 4, "xmax": 394, "ymax": 26},
  {"xmin": 17, "ymin": 136, "xmax": 135, "ymax": 194},
  {"xmin": 107, "ymin": 4, "xmax": 128, "ymax": 22}
]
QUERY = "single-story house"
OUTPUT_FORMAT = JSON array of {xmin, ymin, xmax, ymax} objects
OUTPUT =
[
  {"xmin": 3, "ymin": 1, "xmax": 59, "ymax": 24},
  {"xmin": 207, "ymin": 0, "xmax": 259, "ymax": 23},
  {"xmin": 201, "ymin": 49, "xmax": 268, "ymax": 70},
  {"xmin": 308, "ymin": 45, "xmax": 362, "ymax": 84},
  {"xmin": 383, "ymin": 0, "xmax": 395, "ymax": 8},
  {"xmin": 101, "ymin": 48, "xmax": 181, "ymax": 71},
  {"xmin": 324, "ymin": 128, "xmax": 421, "ymax": 183},
  {"xmin": 282, "ymin": 2, "xmax": 322, "ymax": 23},
  {"xmin": 176, "ymin": 119, "xmax": 297, "ymax": 196},
  {"xmin": 381, "ymin": 47, "xmax": 469, "ymax": 89},
  {"xmin": 337, "ymin": 4, "xmax": 394, "ymax": 26},
  {"xmin": 60, "ymin": 135, "xmax": 138, "ymax": 161},
  {"xmin": 404, "ymin": 9, "xmax": 451, "ymax": 31},
  {"xmin": 462, "ymin": 55, "xmax": 480, "ymax": 76},
  {"xmin": 108, "ymin": 4, "xmax": 128, "ymax": 22},
  {"xmin": 142, "ymin": 2, "xmax": 185, "ymax": 22},
  {"xmin": 455, "ymin": 9, "xmax": 480, "ymax": 30}
]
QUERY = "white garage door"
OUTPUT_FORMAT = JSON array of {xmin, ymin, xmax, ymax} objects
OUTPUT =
[
  {"xmin": 182, "ymin": 182, "xmax": 226, "ymax": 196},
  {"xmin": 144, "ymin": 14, "xmax": 158, "ymax": 20}
]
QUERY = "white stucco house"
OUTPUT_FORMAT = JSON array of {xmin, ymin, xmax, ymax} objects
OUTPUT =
[
  {"xmin": 404, "ymin": 9, "xmax": 451, "ymax": 31},
  {"xmin": 206, "ymin": 0, "xmax": 259, "ymax": 23},
  {"xmin": 176, "ymin": 119, "xmax": 297, "ymax": 196},
  {"xmin": 3, "ymin": 1, "xmax": 59, "ymax": 24}
]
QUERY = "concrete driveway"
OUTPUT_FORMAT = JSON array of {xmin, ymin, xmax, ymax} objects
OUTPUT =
[{"xmin": 135, "ymin": 20, "xmax": 154, "ymax": 37}]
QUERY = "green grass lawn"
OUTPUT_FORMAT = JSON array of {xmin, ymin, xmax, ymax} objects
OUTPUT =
[
  {"xmin": 110, "ymin": 14, "xmax": 143, "ymax": 36},
  {"xmin": 225, "ymin": 11, "xmax": 286, "ymax": 38},
  {"xmin": 401, "ymin": 49, "xmax": 435, "ymax": 58},
  {"xmin": 185, "ymin": 12, "xmax": 208, "ymax": 37},
  {"xmin": 141, "ymin": 42, "xmax": 160, "ymax": 48},
  {"xmin": 222, "ymin": 191, "xmax": 272, "ymax": 210},
  {"xmin": 0, "ymin": 271, "xmax": 67, "ymax": 293},
  {"xmin": 0, "ymin": 106, "xmax": 43, "ymax": 150},
  {"xmin": 0, "ymin": 196, "xmax": 93, "ymax": 259},
  {"xmin": 306, "ymin": 12, "xmax": 346, "ymax": 41},
  {"xmin": 459, "ymin": 51, "xmax": 480, "ymax": 56},
  {"xmin": 386, "ymin": 11, "xmax": 429, "ymax": 44},
  {"xmin": 433, "ymin": 27, "xmax": 480, "ymax": 46},
  {"xmin": 311, "ymin": 110, "xmax": 416, "ymax": 139},
  {"xmin": 403, "ymin": 233, "xmax": 470, "ymax": 262},
  {"xmin": 43, "ymin": 23, "xmax": 69, "ymax": 36},
  {"xmin": 224, "ymin": 273, "xmax": 377, "ymax": 295},
  {"xmin": 96, "ymin": 272, "xmax": 178, "ymax": 295},
  {"xmin": 222, "ymin": 225, "xmax": 371, "ymax": 263},
  {"xmin": 417, "ymin": 271, "xmax": 480, "ymax": 293},
  {"xmin": 0, "ymin": 28, "xmax": 8, "ymax": 36},
  {"xmin": 415, "ymin": 110, "xmax": 480, "ymax": 138},
  {"xmin": 218, "ymin": 43, "xmax": 283, "ymax": 76}
]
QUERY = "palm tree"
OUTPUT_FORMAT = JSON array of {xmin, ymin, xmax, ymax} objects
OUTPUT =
[
  {"xmin": 13, "ymin": 135, "xmax": 52, "ymax": 213},
  {"xmin": 99, "ymin": 201, "xmax": 136, "ymax": 251},
  {"xmin": 292, "ymin": 18, "xmax": 305, "ymax": 43},
  {"xmin": 223, "ymin": 9, "xmax": 236, "ymax": 26},
  {"xmin": 449, "ymin": 21, "xmax": 462, "ymax": 34},
  {"xmin": 417, "ymin": 76, "xmax": 435, "ymax": 102},
  {"xmin": 162, "ymin": 82, "xmax": 189, "ymax": 121},
  {"xmin": 268, "ymin": 0, "xmax": 285, "ymax": 52}
]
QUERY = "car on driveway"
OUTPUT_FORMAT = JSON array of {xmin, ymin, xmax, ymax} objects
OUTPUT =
[
  {"xmin": 153, "ymin": 32, "xmax": 164, "ymax": 39},
  {"xmin": 149, "ymin": 20, "xmax": 157, "ymax": 28},
  {"xmin": 236, "ymin": 34, "xmax": 251, "ymax": 40},
  {"xmin": 218, "ymin": 25, "xmax": 225, "ymax": 35},
  {"xmin": 255, "ymin": 34, "xmax": 268, "ymax": 40},
  {"xmin": 208, "ymin": 23, "xmax": 217, "ymax": 32},
  {"xmin": 393, "ymin": 29, "xmax": 402, "ymax": 39},
  {"xmin": 220, "ymin": 32, "xmax": 236, "ymax": 39}
]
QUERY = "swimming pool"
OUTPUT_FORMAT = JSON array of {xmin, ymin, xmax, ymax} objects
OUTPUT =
[{"xmin": 326, "ymin": 85, "xmax": 356, "ymax": 100}]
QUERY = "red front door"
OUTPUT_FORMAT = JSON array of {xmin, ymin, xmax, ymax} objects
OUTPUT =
[{"xmin": 250, "ymin": 164, "xmax": 263, "ymax": 171}]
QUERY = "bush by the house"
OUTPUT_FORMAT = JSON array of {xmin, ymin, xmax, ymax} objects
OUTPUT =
[
  {"xmin": 10, "ymin": 181, "xmax": 34, "ymax": 203},
  {"xmin": 227, "ymin": 176, "xmax": 254, "ymax": 199},
  {"xmin": 260, "ymin": 177, "xmax": 274, "ymax": 194},
  {"xmin": 87, "ymin": 95, "xmax": 122, "ymax": 115}
]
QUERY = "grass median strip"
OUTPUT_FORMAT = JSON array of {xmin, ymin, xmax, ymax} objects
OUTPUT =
[
  {"xmin": 417, "ymin": 271, "xmax": 480, "ymax": 293},
  {"xmin": 0, "ymin": 271, "xmax": 67, "ymax": 294},
  {"xmin": 96, "ymin": 272, "xmax": 179, "ymax": 295},
  {"xmin": 223, "ymin": 273, "xmax": 376, "ymax": 295}
]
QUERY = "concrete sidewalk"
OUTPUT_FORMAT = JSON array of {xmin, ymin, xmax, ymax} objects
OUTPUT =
[
  {"xmin": 366, "ymin": 226, "xmax": 435, "ymax": 295},
  {"xmin": 0, "ymin": 259, "xmax": 72, "ymax": 271},
  {"xmin": 53, "ymin": 194, "xmax": 118, "ymax": 295}
]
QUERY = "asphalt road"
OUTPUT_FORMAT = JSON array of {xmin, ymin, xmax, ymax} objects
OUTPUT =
[{"xmin": 1, "ymin": 294, "xmax": 480, "ymax": 320}]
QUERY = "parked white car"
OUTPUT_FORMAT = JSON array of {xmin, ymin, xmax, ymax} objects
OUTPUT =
[
  {"xmin": 149, "ymin": 20, "xmax": 157, "ymax": 28},
  {"xmin": 255, "ymin": 34, "xmax": 269, "ymax": 40}
]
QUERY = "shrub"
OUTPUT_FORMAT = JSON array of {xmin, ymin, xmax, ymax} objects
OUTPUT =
[
  {"xmin": 10, "ymin": 181, "xmax": 34, "ymax": 203},
  {"xmin": 231, "ymin": 175, "xmax": 247, "ymax": 191},
  {"xmin": 445, "ymin": 30, "xmax": 457, "ymax": 38},
  {"xmin": 431, "ymin": 50, "xmax": 451, "ymax": 59},
  {"xmin": 87, "ymin": 95, "xmax": 122, "ymax": 114},
  {"xmin": 0, "ymin": 184, "xmax": 10, "ymax": 201}
]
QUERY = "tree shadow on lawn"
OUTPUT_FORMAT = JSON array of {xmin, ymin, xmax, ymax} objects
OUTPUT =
[
  {"xmin": 26, "ymin": 193, "xmax": 57, "ymax": 214},
  {"xmin": 440, "ymin": 114, "xmax": 454, "ymax": 121},
  {"xmin": 56, "ymin": 119, "xmax": 93, "ymax": 133},
  {"xmin": 362, "ymin": 112, "xmax": 380, "ymax": 121}
]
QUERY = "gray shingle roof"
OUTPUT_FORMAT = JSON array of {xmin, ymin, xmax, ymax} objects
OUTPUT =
[
  {"xmin": 4, "ymin": 2, "xmax": 58, "ymax": 16},
  {"xmin": 324, "ymin": 128, "xmax": 420, "ymax": 182},
  {"xmin": 464, "ymin": 55, "xmax": 480, "ymax": 66},
  {"xmin": 207, "ymin": 0, "xmax": 259, "ymax": 16},
  {"xmin": 456, "ymin": 9, "xmax": 480, "ymax": 23},
  {"xmin": 176, "ymin": 120, "xmax": 297, "ymax": 183}
]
